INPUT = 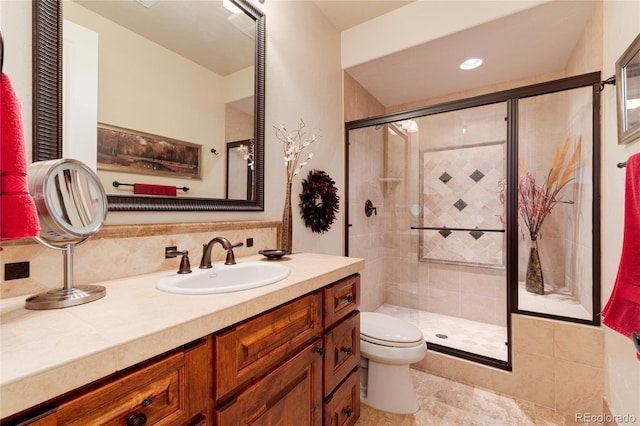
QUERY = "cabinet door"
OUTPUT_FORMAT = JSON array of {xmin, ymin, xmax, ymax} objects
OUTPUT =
[
  {"xmin": 56, "ymin": 340, "xmax": 209, "ymax": 426},
  {"xmin": 215, "ymin": 340, "xmax": 323, "ymax": 426},
  {"xmin": 323, "ymin": 275, "xmax": 360, "ymax": 329},
  {"xmin": 323, "ymin": 369, "xmax": 360, "ymax": 426},
  {"xmin": 323, "ymin": 312, "xmax": 360, "ymax": 396},
  {"xmin": 214, "ymin": 293, "xmax": 322, "ymax": 399}
]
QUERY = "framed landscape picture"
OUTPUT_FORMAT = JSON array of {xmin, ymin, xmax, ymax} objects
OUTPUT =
[{"xmin": 97, "ymin": 123, "xmax": 202, "ymax": 179}]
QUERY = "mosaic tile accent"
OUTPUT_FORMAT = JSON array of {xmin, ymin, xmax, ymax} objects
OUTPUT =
[
  {"xmin": 420, "ymin": 142, "xmax": 505, "ymax": 267},
  {"xmin": 439, "ymin": 229, "xmax": 452, "ymax": 238},
  {"xmin": 469, "ymin": 169, "xmax": 485, "ymax": 182},
  {"xmin": 439, "ymin": 171, "xmax": 452, "ymax": 184},
  {"xmin": 454, "ymin": 198, "xmax": 468, "ymax": 211},
  {"xmin": 469, "ymin": 230, "xmax": 485, "ymax": 240}
]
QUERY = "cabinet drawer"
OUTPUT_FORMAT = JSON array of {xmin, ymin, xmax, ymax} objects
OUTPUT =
[
  {"xmin": 323, "ymin": 274, "xmax": 360, "ymax": 329},
  {"xmin": 57, "ymin": 352, "xmax": 187, "ymax": 426},
  {"xmin": 323, "ymin": 368, "xmax": 360, "ymax": 426},
  {"xmin": 215, "ymin": 340, "xmax": 323, "ymax": 426},
  {"xmin": 214, "ymin": 292, "xmax": 323, "ymax": 399},
  {"xmin": 323, "ymin": 311, "xmax": 360, "ymax": 396}
]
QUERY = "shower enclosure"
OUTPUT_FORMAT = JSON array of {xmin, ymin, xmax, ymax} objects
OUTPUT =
[{"xmin": 345, "ymin": 73, "xmax": 600, "ymax": 369}]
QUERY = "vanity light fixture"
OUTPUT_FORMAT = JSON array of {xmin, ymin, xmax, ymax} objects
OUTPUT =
[{"xmin": 460, "ymin": 57, "xmax": 483, "ymax": 70}]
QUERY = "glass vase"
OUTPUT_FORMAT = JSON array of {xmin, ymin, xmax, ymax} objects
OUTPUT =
[
  {"xmin": 280, "ymin": 181, "xmax": 293, "ymax": 254},
  {"xmin": 525, "ymin": 236, "xmax": 544, "ymax": 295}
]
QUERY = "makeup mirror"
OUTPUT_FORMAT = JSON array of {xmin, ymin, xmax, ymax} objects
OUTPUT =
[{"xmin": 26, "ymin": 158, "xmax": 108, "ymax": 309}]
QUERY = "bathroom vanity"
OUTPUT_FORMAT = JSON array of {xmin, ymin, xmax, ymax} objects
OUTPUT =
[{"xmin": 0, "ymin": 253, "xmax": 363, "ymax": 425}]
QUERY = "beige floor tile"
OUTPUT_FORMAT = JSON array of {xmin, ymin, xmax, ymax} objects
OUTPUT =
[{"xmin": 356, "ymin": 369, "xmax": 571, "ymax": 426}]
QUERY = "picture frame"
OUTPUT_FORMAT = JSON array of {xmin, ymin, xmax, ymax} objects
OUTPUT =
[
  {"xmin": 616, "ymin": 33, "xmax": 640, "ymax": 145},
  {"xmin": 97, "ymin": 123, "xmax": 202, "ymax": 179}
]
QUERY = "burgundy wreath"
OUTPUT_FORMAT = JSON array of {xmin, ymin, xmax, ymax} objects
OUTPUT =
[{"xmin": 299, "ymin": 170, "xmax": 339, "ymax": 233}]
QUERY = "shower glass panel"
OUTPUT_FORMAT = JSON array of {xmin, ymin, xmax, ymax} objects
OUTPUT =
[
  {"xmin": 347, "ymin": 102, "xmax": 509, "ymax": 364},
  {"xmin": 412, "ymin": 103, "xmax": 508, "ymax": 362},
  {"xmin": 517, "ymin": 87, "xmax": 594, "ymax": 321},
  {"xmin": 348, "ymin": 123, "xmax": 419, "ymax": 325}
]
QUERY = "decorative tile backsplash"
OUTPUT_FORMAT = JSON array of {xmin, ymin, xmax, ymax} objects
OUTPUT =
[
  {"xmin": 419, "ymin": 142, "xmax": 505, "ymax": 267},
  {"xmin": 0, "ymin": 220, "xmax": 279, "ymax": 299}
]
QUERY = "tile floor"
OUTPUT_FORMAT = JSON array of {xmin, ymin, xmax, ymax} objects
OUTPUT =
[{"xmin": 356, "ymin": 369, "xmax": 602, "ymax": 426}]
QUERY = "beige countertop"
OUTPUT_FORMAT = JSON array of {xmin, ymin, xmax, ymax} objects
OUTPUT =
[{"xmin": 0, "ymin": 252, "xmax": 364, "ymax": 419}]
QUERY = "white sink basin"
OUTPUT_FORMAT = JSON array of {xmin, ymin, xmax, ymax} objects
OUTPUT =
[{"xmin": 157, "ymin": 261, "xmax": 291, "ymax": 295}]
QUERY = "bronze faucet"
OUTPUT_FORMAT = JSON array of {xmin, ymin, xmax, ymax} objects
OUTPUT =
[{"xmin": 199, "ymin": 236, "xmax": 244, "ymax": 268}]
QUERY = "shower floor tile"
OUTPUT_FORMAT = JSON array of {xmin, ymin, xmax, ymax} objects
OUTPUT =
[{"xmin": 375, "ymin": 304, "xmax": 508, "ymax": 361}]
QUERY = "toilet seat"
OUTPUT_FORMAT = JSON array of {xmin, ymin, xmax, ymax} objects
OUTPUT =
[{"xmin": 360, "ymin": 312, "xmax": 424, "ymax": 348}]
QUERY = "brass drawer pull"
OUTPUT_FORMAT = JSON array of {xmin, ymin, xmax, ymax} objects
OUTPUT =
[
  {"xmin": 343, "ymin": 295, "xmax": 353, "ymax": 303},
  {"xmin": 341, "ymin": 346, "xmax": 353, "ymax": 355},
  {"xmin": 343, "ymin": 407, "xmax": 353, "ymax": 417}
]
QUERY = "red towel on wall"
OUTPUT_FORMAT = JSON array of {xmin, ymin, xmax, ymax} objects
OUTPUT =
[
  {"xmin": 0, "ymin": 73, "xmax": 40, "ymax": 242},
  {"xmin": 602, "ymin": 152, "xmax": 640, "ymax": 359},
  {"xmin": 133, "ymin": 183, "xmax": 177, "ymax": 196}
]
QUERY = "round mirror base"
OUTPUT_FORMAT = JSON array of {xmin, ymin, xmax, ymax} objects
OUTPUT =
[{"xmin": 25, "ymin": 286, "xmax": 106, "ymax": 310}]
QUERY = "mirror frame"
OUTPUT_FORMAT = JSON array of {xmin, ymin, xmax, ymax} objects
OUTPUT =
[{"xmin": 33, "ymin": 0, "xmax": 265, "ymax": 212}]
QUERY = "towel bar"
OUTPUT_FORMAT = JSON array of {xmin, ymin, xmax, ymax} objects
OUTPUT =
[
  {"xmin": 411, "ymin": 226, "xmax": 505, "ymax": 233},
  {"xmin": 112, "ymin": 181, "xmax": 190, "ymax": 192}
]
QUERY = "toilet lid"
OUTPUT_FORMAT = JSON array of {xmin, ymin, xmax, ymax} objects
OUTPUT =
[{"xmin": 360, "ymin": 312, "xmax": 424, "ymax": 347}]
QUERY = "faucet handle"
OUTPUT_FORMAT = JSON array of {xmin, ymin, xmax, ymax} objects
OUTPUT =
[
  {"xmin": 224, "ymin": 241, "xmax": 244, "ymax": 265},
  {"xmin": 166, "ymin": 249, "xmax": 192, "ymax": 274}
]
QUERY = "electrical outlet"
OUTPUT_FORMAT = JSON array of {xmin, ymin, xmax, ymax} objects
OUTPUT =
[
  {"xmin": 165, "ymin": 246, "xmax": 178, "ymax": 258},
  {"xmin": 5, "ymin": 262, "xmax": 30, "ymax": 280},
  {"xmin": 246, "ymin": 238, "xmax": 254, "ymax": 248}
]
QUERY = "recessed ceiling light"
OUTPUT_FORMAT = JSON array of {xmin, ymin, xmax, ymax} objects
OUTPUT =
[
  {"xmin": 135, "ymin": 0, "xmax": 159, "ymax": 8},
  {"xmin": 460, "ymin": 58, "xmax": 483, "ymax": 70}
]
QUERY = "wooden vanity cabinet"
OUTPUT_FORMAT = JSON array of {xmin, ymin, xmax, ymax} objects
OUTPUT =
[
  {"xmin": 58, "ymin": 337, "xmax": 210, "ymax": 426},
  {"xmin": 322, "ymin": 275, "xmax": 360, "ymax": 426},
  {"xmin": 6, "ymin": 338, "xmax": 211, "ymax": 426},
  {"xmin": 5, "ymin": 273, "xmax": 362, "ymax": 426},
  {"xmin": 212, "ymin": 273, "xmax": 361, "ymax": 426}
]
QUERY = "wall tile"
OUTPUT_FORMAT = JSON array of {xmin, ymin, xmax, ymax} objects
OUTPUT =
[
  {"xmin": 512, "ymin": 314, "xmax": 555, "ymax": 358},
  {"xmin": 555, "ymin": 359, "xmax": 604, "ymax": 415},
  {"xmin": 554, "ymin": 321, "xmax": 604, "ymax": 368}
]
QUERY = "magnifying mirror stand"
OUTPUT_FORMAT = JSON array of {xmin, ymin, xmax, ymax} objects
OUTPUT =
[{"xmin": 25, "ymin": 237, "xmax": 106, "ymax": 310}]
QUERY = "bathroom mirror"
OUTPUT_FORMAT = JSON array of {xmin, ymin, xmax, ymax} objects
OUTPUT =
[
  {"xmin": 26, "ymin": 158, "xmax": 108, "ymax": 309},
  {"xmin": 32, "ymin": 0, "xmax": 265, "ymax": 211},
  {"xmin": 226, "ymin": 140, "xmax": 254, "ymax": 200}
]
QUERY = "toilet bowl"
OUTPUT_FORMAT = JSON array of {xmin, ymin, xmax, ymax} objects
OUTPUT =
[{"xmin": 359, "ymin": 312, "xmax": 426, "ymax": 414}]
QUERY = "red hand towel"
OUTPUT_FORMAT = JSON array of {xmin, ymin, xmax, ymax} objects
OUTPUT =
[
  {"xmin": 602, "ymin": 152, "xmax": 640, "ymax": 359},
  {"xmin": 0, "ymin": 72, "xmax": 40, "ymax": 241},
  {"xmin": 133, "ymin": 183, "xmax": 177, "ymax": 196}
]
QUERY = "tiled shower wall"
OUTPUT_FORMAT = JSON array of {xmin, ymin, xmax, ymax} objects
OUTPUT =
[{"xmin": 344, "ymin": 73, "xmax": 386, "ymax": 313}]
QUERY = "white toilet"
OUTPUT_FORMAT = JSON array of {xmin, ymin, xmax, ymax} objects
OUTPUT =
[{"xmin": 359, "ymin": 311, "xmax": 426, "ymax": 414}]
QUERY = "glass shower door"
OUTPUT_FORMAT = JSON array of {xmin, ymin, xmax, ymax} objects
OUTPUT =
[{"xmin": 411, "ymin": 102, "xmax": 509, "ymax": 362}]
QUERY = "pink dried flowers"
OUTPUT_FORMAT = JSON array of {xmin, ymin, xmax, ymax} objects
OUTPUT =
[{"xmin": 499, "ymin": 135, "xmax": 582, "ymax": 240}]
